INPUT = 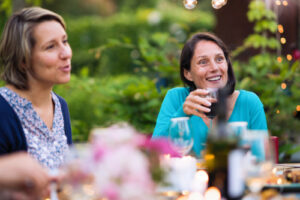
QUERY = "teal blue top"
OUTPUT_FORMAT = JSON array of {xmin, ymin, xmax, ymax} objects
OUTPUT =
[{"xmin": 152, "ymin": 87, "xmax": 268, "ymax": 157}]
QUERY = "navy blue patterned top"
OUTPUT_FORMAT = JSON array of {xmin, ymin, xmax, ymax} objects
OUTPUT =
[{"xmin": 0, "ymin": 87, "xmax": 72, "ymax": 169}]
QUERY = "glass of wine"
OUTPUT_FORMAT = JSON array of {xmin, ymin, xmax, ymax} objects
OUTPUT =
[
  {"xmin": 204, "ymin": 88, "xmax": 218, "ymax": 129},
  {"xmin": 169, "ymin": 117, "xmax": 193, "ymax": 156}
]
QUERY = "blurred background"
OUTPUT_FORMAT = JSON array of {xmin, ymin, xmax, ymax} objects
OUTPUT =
[{"xmin": 0, "ymin": 0, "xmax": 300, "ymax": 162}]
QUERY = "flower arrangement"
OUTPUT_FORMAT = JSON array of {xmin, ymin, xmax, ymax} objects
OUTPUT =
[{"xmin": 60, "ymin": 123, "xmax": 179, "ymax": 200}]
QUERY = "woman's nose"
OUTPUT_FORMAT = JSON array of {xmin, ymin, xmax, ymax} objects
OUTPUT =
[
  {"xmin": 60, "ymin": 45, "xmax": 72, "ymax": 59},
  {"xmin": 210, "ymin": 60, "xmax": 218, "ymax": 70}
]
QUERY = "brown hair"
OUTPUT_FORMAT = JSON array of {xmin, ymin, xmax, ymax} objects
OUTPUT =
[{"xmin": 0, "ymin": 7, "xmax": 65, "ymax": 90}]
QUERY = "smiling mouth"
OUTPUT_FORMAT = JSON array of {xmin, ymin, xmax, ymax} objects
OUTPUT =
[{"xmin": 206, "ymin": 76, "xmax": 221, "ymax": 81}]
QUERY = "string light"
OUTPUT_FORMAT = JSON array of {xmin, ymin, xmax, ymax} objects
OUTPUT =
[
  {"xmin": 211, "ymin": 0, "xmax": 227, "ymax": 9},
  {"xmin": 277, "ymin": 24, "xmax": 284, "ymax": 33},
  {"xmin": 286, "ymin": 54, "xmax": 292, "ymax": 61},
  {"xmin": 277, "ymin": 56, "xmax": 282, "ymax": 63},
  {"xmin": 276, "ymin": 110, "xmax": 280, "ymax": 114},
  {"xmin": 281, "ymin": 83, "xmax": 287, "ymax": 89},
  {"xmin": 280, "ymin": 37, "xmax": 286, "ymax": 44},
  {"xmin": 296, "ymin": 105, "xmax": 300, "ymax": 112},
  {"xmin": 275, "ymin": 0, "xmax": 281, "ymax": 5},
  {"xmin": 183, "ymin": 0, "xmax": 197, "ymax": 9},
  {"xmin": 282, "ymin": 0, "xmax": 288, "ymax": 6}
]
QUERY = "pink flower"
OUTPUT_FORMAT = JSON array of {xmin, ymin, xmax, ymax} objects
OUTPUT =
[
  {"xmin": 142, "ymin": 137, "xmax": 181, "ymax": 157},
  {"xmin": 92, "ymin": 144, "xmax": 106, "ymax": 162},
  {"xmin": 102, "ymin": 184, "xmax": 120, "ymax": 200}
]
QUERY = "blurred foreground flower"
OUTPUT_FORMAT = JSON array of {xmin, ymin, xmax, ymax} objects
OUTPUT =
[
  {"xmin": 292, "ymin": 49, "xmax": 300, "ymax": 60},
  {"xmin": 60, "ymin": 123, "xmax": 179, "ymax": 200}
]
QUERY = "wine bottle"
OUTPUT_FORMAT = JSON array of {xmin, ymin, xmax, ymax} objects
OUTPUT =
[{"xmin": 205, "ymin": 87, "xmax": 245, "ymax": 200}]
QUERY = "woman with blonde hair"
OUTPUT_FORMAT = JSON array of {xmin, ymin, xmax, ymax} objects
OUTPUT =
[{"xmin": 0, "ymin": 7, "xmax": 72, "ymax": 169}]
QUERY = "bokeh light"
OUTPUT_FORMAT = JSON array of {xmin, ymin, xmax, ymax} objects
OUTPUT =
[
  {"xmin": 281, "ymin": 83, "xmax": 287, "ymax": 89},
  {"xmin": 280, "ymin": 37, "xmax": 286, "ymax": 44},
  {"xmin": 183, "ymin": 0, "xmax": 197, "ymax": 10},
  {"xmin": 275, "ymin": 0, "xmax": 281, "ymax": 5},
  {"xmin": 286, "ymin": 54, "xmax": 292, "ymax": 61},
  {"xmin": 211, "ymin": 0, "xmax": 227, "ymax": 9},
  {"xmin": 282, "ymin": 0, "xmax": 288, "ymax": 6},
  {"xmin": 277, "ymin": 56, "xmax": 282, "ymax": 63},
  {"xmin": 277, "ymin": 24, "xmax": 284, "ymax": 33}
]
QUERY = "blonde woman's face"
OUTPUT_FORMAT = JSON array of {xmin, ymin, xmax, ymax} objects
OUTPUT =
[{"xmin": 28, "ymin": 20, "xmax": 72, "ymax": 88}]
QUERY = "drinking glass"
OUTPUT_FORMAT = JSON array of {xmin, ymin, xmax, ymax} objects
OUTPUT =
[
  {"xmin": 59, "ymin": 144, "xmax": 96, "ymax": 200},
  {"xmin": 169, "ymin": 117, "xmax": 193, "ymax": 156},
  {"xmin": 204, "ymin": 88, "xmax": 218, "ymax": 129},
  {"xmin": 242, "ymin": 130, "xmax": 275, "ymax": 198},
  {"xmin": 49, "ymin": 169, "xmax": 59, "ymax": 200},
  {"xmin": 228, "ymin": 121, "xmax": 248, "ymax": 137}
]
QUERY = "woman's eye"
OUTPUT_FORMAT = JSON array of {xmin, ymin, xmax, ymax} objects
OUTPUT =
[
  {"xmin": 199, "ymin": 59, "xmax": 207, "ymax": 65},
  {"xmin": 216, "ymin": 56, "xmax": 224, "ymax": 62},
  {"xmin": 63, "ymin": 39, "xmax": 68, "ymax": 44},
  {"xmin": 46, "ymin": 44, "xmax": 54, "ymax": 50}
]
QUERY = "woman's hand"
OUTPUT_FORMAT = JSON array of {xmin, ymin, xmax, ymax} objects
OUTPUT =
[
  {"xmin": 0, "ymin": 152, "xmax": 50, "ymax": 199},
  {"xmin": 183, "ymin": 89, "xmax": 213, "ymax": 118}
]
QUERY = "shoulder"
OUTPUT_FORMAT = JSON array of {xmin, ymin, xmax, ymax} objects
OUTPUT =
[
  {"xmin": 163, "ymin": 87, "xmax": 190, "ymax": 103},
  {"xmin": 166, "ymin": 87, "xmax": 190, "ymax": 97},
  {"xmin": 0, "ymin": 95, "xmax": 16, "ymax": 117},
  {"xmin": 239, "ymin": 90, "xmax": 262, "ymax": 103},
  {"xmin": 237, "ymin": 90, "xmax": 264, "ymax": 110},
  {"xmin": 53, "ymin": 93, "xmax": 68, "ymax": 108}
]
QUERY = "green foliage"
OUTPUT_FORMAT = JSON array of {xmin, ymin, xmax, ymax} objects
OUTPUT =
[
  {"xmin": 0, "ymin": 0, "xmax": 12, "ymax": 16},
  {"xmin": 0, "ymin": 0, "xmax": 43, "ymax": 16},
  {"xmin": 232, "ymin": 0, "xmax": 300, "ymax": 161},
  {"xmin": 65, "ymin": 1, "xmax": 214, "ymax": 77},
  {"xmin": 133, "ymin": 32, "xmax": 182, "ymax": 87},
  {"xmin": 54, "ymin": 74, "xmax": 166, "ymax": 141}
]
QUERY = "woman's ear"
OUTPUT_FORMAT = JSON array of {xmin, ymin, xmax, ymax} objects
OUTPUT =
[{"xmin": 184, "ymin": 69, "xmax": 193, "ymax": 82}]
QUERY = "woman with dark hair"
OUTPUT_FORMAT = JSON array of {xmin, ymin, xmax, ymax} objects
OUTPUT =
[
  {"xmin": 0, "ymin": 7, "xmax": 72, "ymax": 169},
  {"xmin": 152, "ymin": 32, "xmax": 267, "ymax": 156}
]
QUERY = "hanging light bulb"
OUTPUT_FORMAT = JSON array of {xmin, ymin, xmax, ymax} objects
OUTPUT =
[
  {"xmin": 211, "ymin": 0, "xmax": 227, "ymax": 9},
  {"xmin": 183, "ymin": 0, "xmax": 198, "ymax": 10}
]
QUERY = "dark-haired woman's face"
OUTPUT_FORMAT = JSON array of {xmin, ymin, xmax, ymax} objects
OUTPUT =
[{"xmin": 184, "ymin": 40, "xmax": 228, "ymax": 89}]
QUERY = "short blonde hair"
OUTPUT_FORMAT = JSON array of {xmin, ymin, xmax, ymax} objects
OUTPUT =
[{"xmin": 0, "ymin": 7, "xmax": 66, "ymax": 90}]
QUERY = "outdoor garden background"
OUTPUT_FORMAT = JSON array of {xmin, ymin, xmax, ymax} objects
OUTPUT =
[{"xmin": 0, "ymin": 0, "xmax": 300, "ymax": 162}]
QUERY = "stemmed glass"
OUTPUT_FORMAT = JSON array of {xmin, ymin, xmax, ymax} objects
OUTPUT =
[
  {"xmin": 204, "ymin": 88, "xmax": 218, "ymax": 129},
  {"xmin": 169, "ymin": 117, "xmax": 193, "ymax": 156}
]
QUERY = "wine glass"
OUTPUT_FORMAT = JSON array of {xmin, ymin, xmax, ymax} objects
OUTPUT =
[
  {"xmin": 204, "ymin": 88, "xmax": 218, "ymax": 129},
  {"xmin": 169, "ymin": 117, "xmax": 193, "ymax": 156}
]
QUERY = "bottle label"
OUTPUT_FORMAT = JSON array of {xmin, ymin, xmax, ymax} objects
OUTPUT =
[{"xmin": 228, "ymin": 149, "xmax": 245, "ymax": 198}]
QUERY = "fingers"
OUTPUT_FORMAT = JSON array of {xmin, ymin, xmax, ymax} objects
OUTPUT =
[
  {"xmin": 183, "ymin": 89, "xmax": 213, "ymax": 116},
  {"xmin": 13, "ymin": 153, "xmax": 50, "ymax": 198}
]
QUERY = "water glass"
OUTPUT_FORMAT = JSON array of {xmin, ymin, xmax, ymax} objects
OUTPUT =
[
  {"xmin": 228, "ymin": 121, "xmax": 248, "ymax": 137},
  {"xmin": 242, "ymin": 130, "xmax": 276, "ymax": 196},
  {"xmin": 240, "ymin": 130, "xmax": 270, "ymax": 162}
]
